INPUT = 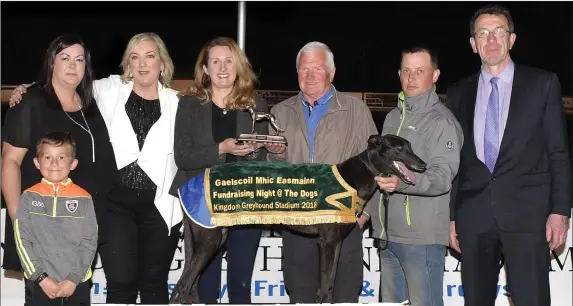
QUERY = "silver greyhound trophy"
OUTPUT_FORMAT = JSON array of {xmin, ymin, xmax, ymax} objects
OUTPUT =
[{"xmin": 237, "ymin": 107, "xmax": 288, "ymax": 146}]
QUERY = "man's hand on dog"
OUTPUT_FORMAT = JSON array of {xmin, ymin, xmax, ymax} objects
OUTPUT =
[
  {"xmin": 375, "ymin": 175, "xmax": 401, "ymax": 193},
  {"xmin": 357, "ymin": 213, "xmax": 369, "ymax": 229}
]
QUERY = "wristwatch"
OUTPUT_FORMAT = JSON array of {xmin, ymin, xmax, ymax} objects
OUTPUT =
[{"xmin": 34, "ymin": 272, "xmax": 49, "ymax": 285}]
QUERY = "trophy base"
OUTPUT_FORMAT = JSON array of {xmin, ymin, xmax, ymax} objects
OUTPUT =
[{"xmin": 237, "ymin": 133, "xmax": 287, "ymax": 146}]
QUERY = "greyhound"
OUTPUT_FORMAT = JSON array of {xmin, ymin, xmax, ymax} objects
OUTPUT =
[
  {"xmin": 169, "ymin": 134, "xmax": 426, "ymax": 304},
  {"xmin": 246, "ymin": 107, "xmax": 285, "ymax": 135}
]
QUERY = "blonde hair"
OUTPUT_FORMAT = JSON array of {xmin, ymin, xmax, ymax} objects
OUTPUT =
[
  {"xmin": 119, "ymin": 32, "xmax": 175, "ymax": 87},
  {"xmin": 181, "ymin": 37, "xmax": 257, "ymax": 110}
]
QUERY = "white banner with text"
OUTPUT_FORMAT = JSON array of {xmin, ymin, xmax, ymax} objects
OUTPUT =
[{"xmin": 1, "ymin": 208, "xmax": 571, "ymax": 305}]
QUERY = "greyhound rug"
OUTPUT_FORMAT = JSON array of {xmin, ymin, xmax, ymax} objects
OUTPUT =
[{"xmin": 178, "ymin": 161, "xmax": 365, "ymax": 228}]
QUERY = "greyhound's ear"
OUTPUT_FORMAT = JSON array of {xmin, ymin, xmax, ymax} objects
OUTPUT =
[{"xmin": 368, "ymin": 135, "xmax": 383, "ymax": 147}]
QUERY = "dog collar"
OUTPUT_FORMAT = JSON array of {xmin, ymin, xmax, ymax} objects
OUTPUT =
[{"xmin": 358, "ymin": 151, "xmax": 382, "ymax": 177}]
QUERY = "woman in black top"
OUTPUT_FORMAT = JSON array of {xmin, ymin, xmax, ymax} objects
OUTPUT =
[
  {"xmin": 170, "ymin": 37, "xmax": 277, "ymax": 304},
  {"xmin": 1, "ymin": 35, "xmax": 117, "ymax": 305}
]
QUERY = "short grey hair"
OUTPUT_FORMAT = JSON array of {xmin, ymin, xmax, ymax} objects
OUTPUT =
[{"xmin": 296, "ymin": 41, "xmax": 336, "ymax": 73}]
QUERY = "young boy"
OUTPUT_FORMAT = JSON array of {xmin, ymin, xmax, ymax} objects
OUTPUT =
[{"xmin": 14, "ymin": 131, "xmax": 97, "ymax": 306}]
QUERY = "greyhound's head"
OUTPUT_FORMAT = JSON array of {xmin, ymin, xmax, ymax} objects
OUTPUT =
[{"xmin": 366, "ymin": 134, "xmax": 426, "ymax": 185}]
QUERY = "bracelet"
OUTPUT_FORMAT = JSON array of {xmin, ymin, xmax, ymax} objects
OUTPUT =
[
  {"xmin": 245, "ymin": 149, "xmax": 260, "ymax": 160},
  {"xmin": 34, "ymin": 272, "xmax": 48, "ymax": 285}
]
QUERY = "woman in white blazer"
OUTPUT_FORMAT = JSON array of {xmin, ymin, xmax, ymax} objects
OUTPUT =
[
  {"xmin": 92, "ymin": 33, "xmax": 183, "ymax": 304},
  {"xmin": 9, "ymin": 32, "xmax": 183, "ymax": 304}
]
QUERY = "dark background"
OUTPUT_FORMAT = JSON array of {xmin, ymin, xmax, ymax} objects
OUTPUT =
[
  {"xmin": 0, "ymin": 2, "xmax": 572, "ymax": 214},
  {"xmin": 1, "ymin": 1, "xmax": 572, "ymax": 95},
  {"xmin": 0, "ymin": 1, "xmax": 572, "ymax": 161}
]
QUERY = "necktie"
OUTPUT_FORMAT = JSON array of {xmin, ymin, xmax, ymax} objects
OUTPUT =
[{"xmin": 484, "ymin": 77, "xmax": 500, "ymax": 173}]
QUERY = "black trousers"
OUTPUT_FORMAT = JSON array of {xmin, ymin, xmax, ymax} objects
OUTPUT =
[
  {"xmin": 98, "ymin": 186, "xmax": 182, "ymax": 304},
  {"xmin": 458, "ymin": 223, "xmax": 550, "ymax": 306},
  {"xmin": 198, "ymin": 225, "xmax": 262, "ymax": 304},
  {"xmin": 281, "ymin": 224, "xmax": 364, "ymax": 303},
  {"xmin": 25, "ymin": 280, "xmax": 90, "ymax": 306}
]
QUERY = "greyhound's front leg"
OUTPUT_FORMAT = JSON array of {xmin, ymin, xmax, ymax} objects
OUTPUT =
[
  {"xmin": 187, "ymin": 223, "xmax": 228, "ymax": 303},
  {"xmin": 170, "ymin": 218, "xmax": 195, "ymax": 304},
  {"xmin": 316, "ymin": 224, "xmax": 347, "ymax": 303}
]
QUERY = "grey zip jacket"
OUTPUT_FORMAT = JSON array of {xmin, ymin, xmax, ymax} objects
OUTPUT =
[
  {"xmin": 14, "ymin": 178, "xmax": 98, "ymax": 284},
  {"xmin": 363, "ymin": 86, "xmax": 463, "ymax": 246}
]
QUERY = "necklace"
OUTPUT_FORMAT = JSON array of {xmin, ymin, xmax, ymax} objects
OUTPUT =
[{"xmin": 63, "ymin": 102, "xmax": 95, "ymax": 162}]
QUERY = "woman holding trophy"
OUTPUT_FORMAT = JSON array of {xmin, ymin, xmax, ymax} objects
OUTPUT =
[{"xmin": 169, "ymin": 36, "xmax": 283, "ymax": 304}]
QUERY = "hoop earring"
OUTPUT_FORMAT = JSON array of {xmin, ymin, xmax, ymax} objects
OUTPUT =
[{"xmin": 161, "ymin": 71, "xmax": 164, "ymax": 77}]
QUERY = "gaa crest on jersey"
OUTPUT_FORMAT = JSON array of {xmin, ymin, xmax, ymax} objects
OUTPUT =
[{"xmin": 66, "ymin": 200, "xmax": 79, "ymax": 213}]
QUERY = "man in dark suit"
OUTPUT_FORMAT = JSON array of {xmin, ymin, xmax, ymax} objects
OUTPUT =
[{"xmin": 446, "ymin": 4, "xmax": 571, "ymax": 306}]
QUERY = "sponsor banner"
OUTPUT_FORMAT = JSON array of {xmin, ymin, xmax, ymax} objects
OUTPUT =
[
  {"xmin": 179, "ymin": 162, "xmax": 361, "ymax": 228},
  {"xmin": 2, "ymin": 208, "xmax": 571, "ymax": 305}
]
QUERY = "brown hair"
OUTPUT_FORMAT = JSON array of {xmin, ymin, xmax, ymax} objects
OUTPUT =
[
  {"xmin": 38, "ymin": 34, "xmax": 96, "ymax": 116},
  {"xmin": 401, "ymin": 45, "xmax": 439, "ymax": 69},
  {"xmin": 181, "ymin": 37, "xmax": 257, "ymax": 110},
  {"xmin": 470, "ymin": 4, "xmax": 514, "ymax": 37},
  {"xmin": 36, "ymin": 131, "xmax": 77, "ymax": 159}
]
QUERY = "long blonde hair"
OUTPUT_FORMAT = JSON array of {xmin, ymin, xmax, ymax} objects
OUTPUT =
[
  {"xmin": 119, "ymin": 32, "xmax": 175, "ymax": 87},
  {"xmin": 181, "ymin": 37, "xmax": 257, "ymax": 110}
]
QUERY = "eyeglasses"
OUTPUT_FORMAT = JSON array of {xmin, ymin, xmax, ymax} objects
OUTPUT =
[{"xmin": 475, "ymin": 27, "xmax": 511, "ymax": 39}]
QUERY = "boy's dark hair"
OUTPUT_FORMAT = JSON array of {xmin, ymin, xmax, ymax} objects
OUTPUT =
[
  {"xmin": 401, "ymin": 46, "xmax": 439, "ymax": 70},
  {"xmin": 35, "ymin": 131, "xmax": 77, "ymax": 159},
  {"xmin": 470, "ymin": 4, "xmax": 514, "ymax": 37}
]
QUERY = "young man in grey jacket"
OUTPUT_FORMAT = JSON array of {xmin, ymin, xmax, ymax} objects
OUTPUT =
[{"xmin": 359, "ymin": 47, "xmax": 463, "ymax": 306}]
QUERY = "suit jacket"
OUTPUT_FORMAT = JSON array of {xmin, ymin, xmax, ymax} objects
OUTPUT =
[
  {"xmin": 446, "ymin": 64, "xmax": 571, "ymax": 234},
  {"xmin": 169, "ymin": 94, "xmax": 269, "ymax": 196}
]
